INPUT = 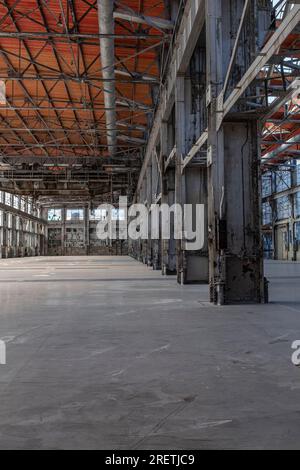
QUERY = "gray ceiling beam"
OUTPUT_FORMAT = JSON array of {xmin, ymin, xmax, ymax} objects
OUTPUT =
[
  {"xmin": 0, "ymin": 31, "xmax": 164, "ymax": 40},
  {"xmin": 113, "ymin": 9, "xmax": 174, "ymax": 30}
]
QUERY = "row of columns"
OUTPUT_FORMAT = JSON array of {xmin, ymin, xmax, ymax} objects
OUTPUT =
[{"xmin": 132, "ymin": 0, "xmax": 270, "ymax": 304}]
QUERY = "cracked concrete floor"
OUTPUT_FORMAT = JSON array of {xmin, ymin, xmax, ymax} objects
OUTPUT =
[{"xmin": 0, "ymin": 256, "xmax": 299, "ymax": 450}]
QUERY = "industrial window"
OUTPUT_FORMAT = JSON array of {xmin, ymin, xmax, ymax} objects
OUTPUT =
[
  {"xmin": 28, "ymin": 199, "xmax": 33, "ymax": 214},
  {"xmin": 276, "ymin": 196, "xmax": 291, "ymax": 220},
  {"xmin": 90, "ymin": 209, "xmax": 107, "ymax": 221},
  {"xmin": 48, "ymin": 209, "xmax": 62, "ymax": 222},
  {"xmin": 295, "ymin": 193, "xmax": 300, "ymax": 218},
  {"xmin": 111, "ymin": 209, "xmax": 125, "ymax": 221},
  {"xmin": 20, "ymin": 198, "xmax": 26, "ymax": 212},
  {"xmin": 262, "ymin": 202, "xmax": 272, "ymax": 225},
  {"xmin": 275, "ymin": 169, "xmax": 291, "ymax": 193},
  {"xmin": 262, "ymin": 173, "xmax": 272, "ymax": 198},
  {"xmin": 295, "ymin": 222, "xmax": 300, "ymax": 242},
  {"xmin": 66, "ymin": 209, "xmax": 84, "ymax": 221},
  {"xmin": 263, "ymin": 233, "xmax": 273, "ymax": 260},
  {"xmin": 89, "ymin": 208, "xmax": 125, "ymax": 221},
  {"xmin": 297, "ymin": 161, "xmax": 300, "ymax": 185},
  {"xmin": 23, "ymin": 220, "xmax": 28, "ymax": 232},
  {"xmin": 13, "ymin": 195, "xmax": 19, "ymax": 209},
  {"xmin": 7, "ymin": 213, "xmax": 12, "ymax": 229},
  {"xmin": 5, "ymin": 193, "xmax": 11, "ymax": 206}
]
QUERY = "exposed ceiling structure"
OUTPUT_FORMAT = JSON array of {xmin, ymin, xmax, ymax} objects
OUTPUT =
[
  {"xmin": 0, "ymin": 0, "xmax": 173, "ymax": 199},
  {"xmin": 0, "ymin": 0, "xmax": 299, "ymax": 201},
  {"xmin": 261, "ymin": 0, "xmax": 300, "ymax": 169}
]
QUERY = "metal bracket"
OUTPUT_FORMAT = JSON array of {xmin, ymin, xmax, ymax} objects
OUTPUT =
[
  {"xmin": 207, "ymin": 146, "xmax": 213, "ymax": 167},
  {"xmin": 216, "ymin": 91, "xmax": 224, "ymax": 132},
  {"xmin": 206, "ymin": 84, "xmax": 212, "ymax": 107}
]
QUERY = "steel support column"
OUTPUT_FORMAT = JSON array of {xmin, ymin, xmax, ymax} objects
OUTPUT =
[
  {"xmin": 184, "ymin": 166, "xmax": 209, "ymax": 283},
  {"xmin": 146, "ymin": 160, "xmax": 153, "ymax": 266},
  {"xmin": 183, "ymin": 67, "xmax": 209, "ymax": 284},
  {"xmin": 175, "ymin": 76, "xmax": 186, "ymax": 285},
  {"xmin": 160, "ymin": 121, "xmax": 176, "ymax": 275},
  {"xmin": 151, "ymin": 150, "xmax": 162, "ymax": 271},
  {"xmin": 206, "ymin": 0, "xmax": 265, "ymax": 304}
]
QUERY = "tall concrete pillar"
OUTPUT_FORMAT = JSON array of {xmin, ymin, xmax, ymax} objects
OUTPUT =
[
  {"xmin": 146, "ymin": 160, "xmax": 153, "ymax": 266},
  {"xmin": 222, "ymin": 121, "xmax": 264, "ymax": 303},
  {"xmin": 206, "ymin": 0, "xmax": 265, "ymax": 304},
  {"xmin": 175, "ymin": 75, "xmax": 186, "ymax": 285},
  {"xmin": 289, "ymin": 161, "xmax": 297, "ymax": 261},
  {"xmin": 140, "ymin": 178, "xmax": 147, "ymax": 264},
  {"xmin": 85, "ymin": 204, "xmax": 90, "ymax": 255},
  {"xmin": 175, "ymin": 72, "xmax": 209, "ymax": 284},
  {"xmin": 61, "ymin": 205, "xmax": 66, "ymax": 256},
  {"xmin": 184, "ymin": 166, "xmax": 209, "ymax": 283},
  {"xmin": 160, "ymin": 122, "xmax": 176, "ymax": 275},
  {"xmin": 183, "ymin": 62, "xmax": 209, "ymax": 284},
  {"xmin": 2, "ymin": 212, "xmax": 7, "ymax": 259},
  {"xmin": 152, "ymin": 150, "xmax": 161, "ymax": 270}
]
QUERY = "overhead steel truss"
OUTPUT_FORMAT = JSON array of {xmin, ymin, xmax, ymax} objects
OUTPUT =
[
  {"xmin": 1, "ymin": 0, "xmax": 299, "ymax": 201},
  {"xmin": 137, "ymin": 0, "xmax": 300, "ymax": 192},
  {"xmin": 0, "ymin": 0, "xmax": 172, "ymax": 198}
]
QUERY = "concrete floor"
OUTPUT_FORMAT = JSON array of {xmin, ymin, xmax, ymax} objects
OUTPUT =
[{"xmin": 0, "ymin": 256, "xmax": 299, "ymax": 450}]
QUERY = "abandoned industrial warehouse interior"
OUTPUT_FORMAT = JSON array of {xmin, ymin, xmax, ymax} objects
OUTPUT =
[{"xmin": 0, "ymin": 0, "xmax": 299, "ymax": 452}]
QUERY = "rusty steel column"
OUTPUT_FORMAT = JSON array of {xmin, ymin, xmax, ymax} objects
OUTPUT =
[{"xmin": 206, "ymin": 0, "xmax": 266, "ymax": 304}]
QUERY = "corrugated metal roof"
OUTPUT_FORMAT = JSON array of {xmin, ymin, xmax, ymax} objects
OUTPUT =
[{"xmin": 0, "ymin": 0, "xmax": 168, "ymax": 164}]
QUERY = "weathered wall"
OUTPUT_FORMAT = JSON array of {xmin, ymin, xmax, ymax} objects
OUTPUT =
[
  {"xmin": 262, "ymin": 164, "xmax": 300, "ymax": 261},
  {"xmin": 46, "ymin": 206, "xmax": 128, "ymax": 256},
  {"xmin": 0, "ymin": 191, "xmax": 47, "ymax": 259}
]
